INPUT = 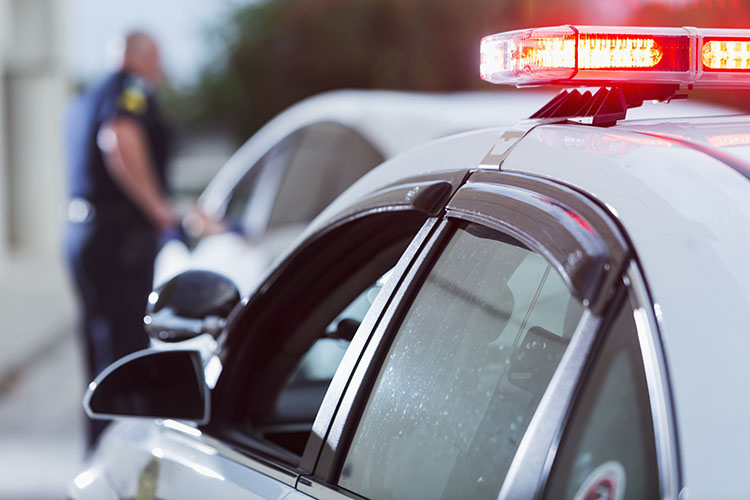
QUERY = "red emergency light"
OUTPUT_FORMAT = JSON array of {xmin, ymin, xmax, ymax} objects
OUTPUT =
[{"xmin": 481, "ymin": 26, "xmax": 750, "ymax": 88}]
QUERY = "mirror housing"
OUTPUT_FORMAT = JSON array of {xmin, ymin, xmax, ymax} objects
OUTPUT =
[
  {"xmin": 84, "ymin": 349, "xmax": 209, "ymax": 424},
  {"xmin": 145, "ymin": 270, "xmax": 241, "ymax": 342}
]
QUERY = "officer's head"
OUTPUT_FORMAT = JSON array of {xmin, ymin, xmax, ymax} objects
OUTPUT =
[{"xmin": 110, "ymin": 31, "xmax": 162, "ymax": 86}]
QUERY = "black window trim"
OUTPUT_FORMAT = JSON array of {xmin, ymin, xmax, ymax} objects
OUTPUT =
[
  {"xmin": 300, "ymin": 217, "xmax": 455, "ymax": 496},
  {"xmin": 297, "ymin": 170, "xmax": 635, "ymax": 499},
  {"xmin": 298, "ymin": 216, "xmax": 442, "ymax": 472},
  {"xmin": 447, "ymin": 171, "xmax": 629, "ymax": 314}
]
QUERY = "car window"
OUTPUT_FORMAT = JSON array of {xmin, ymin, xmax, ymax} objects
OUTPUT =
[
  {"xmin": 262, "ymin": 271, "xmax": 391, "ymax": 455},
  {"xmin": 223, "ymin": 133, "xmax": 298, "ymax": 227},
  {"xmin": 220, "ymin": 212, "xmax": 429, "ymax": 463},
  {"xmin": 542, "ymin": 300, "xmax": 659, "ymax": 500},
  {"xmin": 267, "ymin": 122, "xmax": 384, "ymax": 229},
  {"xmin": 338, "ymin": 223, "xmax": 584, "ymax": 500},
  {"xmin": 283, "ymin": 271, "xmax": 392, "ymax": 388}
]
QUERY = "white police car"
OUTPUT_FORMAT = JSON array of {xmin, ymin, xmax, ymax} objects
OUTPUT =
[
  {"xmin": 154, "ymin": 90, "xmax": 559, "ymax": 295},
  {"xmin": 72, "ymin": 26, "xmax": 750, "ymax": 500}
]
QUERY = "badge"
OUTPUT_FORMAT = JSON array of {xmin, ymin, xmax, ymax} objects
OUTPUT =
[
  {"xmin": 118, "ymin": 87, "xmax": 148, "ymax": 115},
  {"xmin": 572, "ymin": 461, "xmax": 626, "ymax": 500}
]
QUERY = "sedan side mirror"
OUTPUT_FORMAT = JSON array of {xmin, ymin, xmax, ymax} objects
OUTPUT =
[
  {"xmin": 84, "ymin": 349, "xmax": 209, "ymax": 424},
  {"xmin": 145, "ymin": 270, "xmax": 241, "ymax": 342}
]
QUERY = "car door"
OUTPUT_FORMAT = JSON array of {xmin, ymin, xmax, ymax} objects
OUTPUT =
[
  {"xmin": 292, "ymin": 170, "xmax": 675, "ymax": 500},
  {"xmin": 125, "ymin": 171, "xmax": 470, "ymax": 499}
]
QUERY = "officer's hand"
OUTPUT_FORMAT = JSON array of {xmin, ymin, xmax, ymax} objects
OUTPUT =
[{"xmin": 183, "ymin": 207, "xmax": 228, "ymax": 239}]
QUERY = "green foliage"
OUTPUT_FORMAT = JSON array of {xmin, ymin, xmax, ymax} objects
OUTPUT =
[{"xmin": 177, "ymin": 0, "xmax": 533, "ymax": 142}]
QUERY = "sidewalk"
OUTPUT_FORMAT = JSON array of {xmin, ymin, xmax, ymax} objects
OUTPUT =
[
  {"xmin": 0, "ymin": 255, "xmax": 77, "ymax": 380},
  {"xmin": 0, "ymin": 255, "xmax": 83, "ymax": 499}
]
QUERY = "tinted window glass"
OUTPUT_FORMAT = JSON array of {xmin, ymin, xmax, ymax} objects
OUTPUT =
[
  {"xmin": 267, "ymin": 271, "xmax": 392, "ymax": 450},
  {"xmin": 542, "ymin": 302, "xmax": 659, "ymax": 500},
  {"xmin": 268, "ymin": 122, "xmax": 384, "ymax": 228},
  {"xmin": 339, "ymin": 224, "xmax": 583, "ymax": 500},
  {"xmin": 223, "ymin": 134, "xmax": 298, "ymax": 226},
  {"xmin": 235, "ymin": 213, "xmax": 427, "ymax": 461}
]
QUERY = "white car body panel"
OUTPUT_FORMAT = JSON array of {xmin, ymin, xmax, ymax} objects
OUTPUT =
[
  {"xmin": 502, "ymin": 119, "xmax": 750, "ymax": 499},
  {"xmin": 70, "ymin": 420, "xmax": 302, "ymax": 500}
]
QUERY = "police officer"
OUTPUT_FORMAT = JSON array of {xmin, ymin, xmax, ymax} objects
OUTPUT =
[{"xmin": 64, "ymin": 31, "xmax": 177, "ymax": 449}]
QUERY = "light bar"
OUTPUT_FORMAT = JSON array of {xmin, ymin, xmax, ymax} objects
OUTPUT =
[{"xmin": 481, "ymin": 26, "xmax": 750, "ymax": 88}]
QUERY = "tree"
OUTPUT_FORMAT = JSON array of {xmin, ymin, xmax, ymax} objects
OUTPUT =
[{"xmin": 179, "ymin": 0, "xmax": 536, "ymax": 142}]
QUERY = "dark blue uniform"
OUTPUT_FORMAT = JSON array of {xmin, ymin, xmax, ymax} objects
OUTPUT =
[{"xmin": 64, "ymin": 71, "xmax": 170, "ymax": 446}]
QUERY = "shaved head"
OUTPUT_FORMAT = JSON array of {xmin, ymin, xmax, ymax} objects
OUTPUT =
[{"xmin": 108, "ymin": 30, "xmax": 163, "ymax": 85}]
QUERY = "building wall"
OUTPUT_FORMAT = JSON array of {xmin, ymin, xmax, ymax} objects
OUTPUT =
[{"xmin": 0, "ymin": 0, "xmax": 68, "ymax": 264}]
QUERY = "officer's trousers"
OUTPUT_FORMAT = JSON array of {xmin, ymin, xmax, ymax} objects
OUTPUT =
[{"xmin": 64, "ymin": 215, "xmax": 156, "ymax": 448}]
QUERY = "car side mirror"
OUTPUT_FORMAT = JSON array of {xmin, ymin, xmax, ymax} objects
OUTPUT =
[
  {"xmin": 145, "ymin": 270, "xmax": 241, "ymax": 342},
  {"xmin": 84, "ymin": 349, "xmax": 209, "ymax": 424}
]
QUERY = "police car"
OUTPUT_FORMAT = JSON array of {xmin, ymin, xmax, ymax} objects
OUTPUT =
[
  {"xmin": 72, "ymin": 26, "xmax": 750, "ymax": 500},
  {"xmin": 154, "ymin": 90, "xmax": 559, "ymax": 294}
]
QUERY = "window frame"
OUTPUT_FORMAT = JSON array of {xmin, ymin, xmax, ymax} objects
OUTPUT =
[
  {"xmin": 532, "ymin": 265, "xmax": 680, "ymax": 500},
  {"xmin": 623, "ymin": 262, "xmax": 681, "ymax": 500},
  {"xmin": 200, "ymin": 170, "xmax": 470, "ymax": 482},
  {"xmin": 295, "ymin": 170, "xmax": 666, "ymax": 500}
]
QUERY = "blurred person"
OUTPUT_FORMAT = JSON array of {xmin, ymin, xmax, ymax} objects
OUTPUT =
[{"xmin": 63, "ymin": 30, "xmax": 177, "ymax": 450}]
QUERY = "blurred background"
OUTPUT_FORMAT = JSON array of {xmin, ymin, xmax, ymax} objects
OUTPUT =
[{"xmin": 0, "ymin": 0, "xmax": 747, "ymax": 498}]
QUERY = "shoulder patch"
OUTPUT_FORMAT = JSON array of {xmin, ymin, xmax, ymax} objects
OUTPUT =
[{"xmin": 118, "ymin": 88, "xmax": 148, "ymax": 115}]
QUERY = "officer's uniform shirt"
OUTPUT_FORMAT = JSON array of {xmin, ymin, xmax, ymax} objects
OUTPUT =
[{"xmin": 65, "ymin": 70, "xmax": 170, "ymax": 224}]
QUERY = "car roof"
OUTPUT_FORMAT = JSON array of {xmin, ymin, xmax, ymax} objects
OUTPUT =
[
  {"xmin": 300, "ymin": 106, "xmax": 750, "ymax": 497},
  {"xmin": 199, "ymin": 89, "xmax": 557, "ymax": 214}
]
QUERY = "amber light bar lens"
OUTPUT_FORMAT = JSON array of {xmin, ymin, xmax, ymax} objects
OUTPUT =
[
  {"xmin": 703, "ymin": 39, "xmax": 750, "ymax": 71},
  {"xmin": 578, "ymin": 35, "xmax": 663, "ymax": 69}
]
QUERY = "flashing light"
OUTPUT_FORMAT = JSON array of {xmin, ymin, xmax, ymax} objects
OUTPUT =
[
  {"xmin": 703, "ymin": 40, "xmax": 750, "ymax": 70},
  {"xmin": 578, "ymin": 35, "xmax": 663, "ymax": 69},
  {"xmin": 481, "ymin": 26, "xmax": 750, "ymax": 88}
]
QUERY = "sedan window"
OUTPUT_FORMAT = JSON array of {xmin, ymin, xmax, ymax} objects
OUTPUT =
[
  {"xmin": 223, "ymin": 133, "xmax": 298, "ymax": 229},
  {"xmin": 267, "ymin": 122, "xmax": 384, "ymax": 229},
  {"xmin": 542, "ymin": 301, "xmax": 659, "ymax": 500},
  {"xmin": 338, "ymin": 223, "xmax": 583, "ymax": 500},
  {"xmin": 215, "ymin": 212, "xmax": 430, "ymax": 464},
  {"xmin": 259, "ymin": 271, "xmax": 391, "ymax": 456}
]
